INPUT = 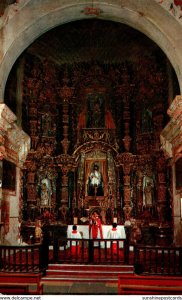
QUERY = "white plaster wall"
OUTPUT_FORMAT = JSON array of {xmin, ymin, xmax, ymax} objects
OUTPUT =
[{"xmin": 2, "ymin": 167, "xmax": 20, "ymax": 245}]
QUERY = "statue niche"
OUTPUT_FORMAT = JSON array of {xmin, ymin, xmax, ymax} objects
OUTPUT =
[
  {"xmin": 86, "ymin": 162, "xmax": 104, "ymax": 198},
  {"xmin": 75, "ymin": 149, "xmax": 117, "ymax": 216},
  {"xmin": 75, "ymin": 89, "xmax": 117, "ymax": 219}
]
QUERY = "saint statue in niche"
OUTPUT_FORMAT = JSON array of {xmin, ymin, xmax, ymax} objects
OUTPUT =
[
  {"xmin": 143, "ymin": 174, "xmax": 154, "ymax": 208},
  {"xmin": 87, "ymin": 162, "xmax": 104, "ymax": 197},
  {"xmin": 40, "ymin": 177, "xmax": 52, "ymax": 206},
  {"xmin": 41, "ymin": 112, "xmax": 52, "ymax": 136}
]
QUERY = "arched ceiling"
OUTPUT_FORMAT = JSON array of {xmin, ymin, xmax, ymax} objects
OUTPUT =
[
  {"xmin": 26, "ymin": 19, "xmax": 161, "ymax": 66},
  {"xmin": 5, "ymin": 19, "xmax": 179, "ymax": 118},
  {"xmin": 0, "ymin": 0, "xmax": 182, "ymax": 101}
]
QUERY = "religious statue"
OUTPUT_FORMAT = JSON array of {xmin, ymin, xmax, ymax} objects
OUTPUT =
[
  {"xmin": 35, "ymin": 219, "xmax": 42, "ymax": 243},
  {"xmin": 87, "ymin": 162, "xmax": 104, "ymax": 196},
  {"xmin": 41, "ymin": 112, "xmax": 52, "ymax": 136},
  {"xmin": 40, "ymin": 177, "xmax": 52, "ymax": 206},
  {"xmin": 143, "ymin": 174, "xmax": 154, "ymax": 208}
]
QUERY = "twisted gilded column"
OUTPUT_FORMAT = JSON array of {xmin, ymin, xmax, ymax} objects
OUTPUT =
[{"xmin": 57, "ymin": 84, "xmax": 75, "ymax": 222}]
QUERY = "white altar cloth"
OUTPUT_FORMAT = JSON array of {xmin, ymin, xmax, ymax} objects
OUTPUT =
[
  {"xmin": 67, "ymin": 225, "xmax": 126, "ymax": 239},
  {"xmin": 67, "ymin": 225, "xmax": 126, "ymax": 248}
]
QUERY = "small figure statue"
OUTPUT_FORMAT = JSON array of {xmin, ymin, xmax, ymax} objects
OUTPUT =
[
  {"xmin": 35, "ymin": 219, "xmax": 42, "ymax": 243},
  {"xmin": 143, "ymin": 174, "xmax": 155, "ymax": 208},
  {"xmin": 40, "ymin": 177, "xmax": 52, "ymax": 206},
  {"xmin": 87, "ymin": 162, "xmax": 104, "ymax": 197}
]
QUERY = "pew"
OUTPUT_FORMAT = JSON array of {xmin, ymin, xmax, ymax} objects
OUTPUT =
[
  {"xmin": 0, "ymin": 272, "xmax": 43, "ymax": 295},
  {"xmin": 0, "ymin": 283, "xmax": 29, "ymax": 295},
  {"xmin": 118, "ymin": 274, "xmax": 182, "ymax": 295}
]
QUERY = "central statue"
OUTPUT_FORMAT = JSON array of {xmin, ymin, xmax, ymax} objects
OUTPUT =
[{"xmin": 87, "ymin": 162, "xmax": 104, "ymax": 197}]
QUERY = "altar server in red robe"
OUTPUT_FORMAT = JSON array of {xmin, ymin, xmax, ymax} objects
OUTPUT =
[
  {"xmin": 107, "ymin": 223, "xmax": 120, "ymax": 255},
  {"xmin": 70, "ymin": 225, "xmax": 82, "ymax": 256}
]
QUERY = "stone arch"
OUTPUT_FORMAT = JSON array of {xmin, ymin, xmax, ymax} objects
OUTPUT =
[{"xmin": 0, "ymin": 0, "xmax": 182, "ymax": 99}]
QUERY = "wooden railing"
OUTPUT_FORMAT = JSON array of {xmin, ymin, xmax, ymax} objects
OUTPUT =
[
  {"xmin": 1, "ymin": 240, "xmax": 182, "ymax": 277},
  {"xmin": 53, "ymin": 238, "xmax": 129, "ymax": 265},
  {"xmin": 134, "ymin": 245, "xmax": 182, "ymax": 275},
  {"xmin": 0, "ymin": 244, "xmax": 45, "ymax": 273}
]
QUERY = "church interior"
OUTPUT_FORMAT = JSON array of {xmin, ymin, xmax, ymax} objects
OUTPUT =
[{"xmin": 0, "ymin": 0, "xmax": 182, "ymax": 295}]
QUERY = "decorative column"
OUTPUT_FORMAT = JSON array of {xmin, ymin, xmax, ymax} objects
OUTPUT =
[
  {"xmin": 56, "ymin": 155, "xmax": 77, "ymax": 224},
  {"xmin": 57, "ymin": 83, "xmax": 75, "ymax": 222},
  {"xmin": 156, "ymin": 154, "xmax": 167, "ymax": 225},
  {"xmin": 61, "ymin": 97, "xmax": 70, "ymax": 155},
  {"xmin": 117, "ymin": 153, "xmax": 135, "ymax": 221},
  {"xmin": 58, "ymin": 82, "xmax": 74, "ymax": 155},
  {"xmin": 116, "ymin": 68, "xmax": 133, "ymax": 152},
  {"xmin": 116, "ymin": 68, "xmax": 134, "ymax": 221},
  {"xmin": 122, "ymin": 94, "xmax": 132, "ymax": 152},
  {"xmin": 156, "ymin": 153, "xmax": 173, "ymax": 245}
]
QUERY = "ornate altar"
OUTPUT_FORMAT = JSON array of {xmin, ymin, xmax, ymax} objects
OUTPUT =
[{"xmin": 20, "ymin": 53, "xmax": 173, "ymax": 245}]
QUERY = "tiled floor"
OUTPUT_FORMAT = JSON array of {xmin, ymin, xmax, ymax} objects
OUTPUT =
[{"xmin": 43, "ymin": 282, "xmax": 118, "ymax": 295}]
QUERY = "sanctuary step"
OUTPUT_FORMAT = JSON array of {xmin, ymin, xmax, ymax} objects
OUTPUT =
[{"xmin": 41, "ymin": 263, "xmax": 134, "ymax": 284}]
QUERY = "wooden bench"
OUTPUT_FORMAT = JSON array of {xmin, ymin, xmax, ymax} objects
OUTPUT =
[
  {"xmin": 118, "ymin": 274, "xmax": 182, "ymax": 295},
  {"xmin": 0, "ymin": 272, "xmax": 43, "ymax": 295},
  {"xmin": 0, "ymin": 283, "xmax": 29, "ymax": 295}
]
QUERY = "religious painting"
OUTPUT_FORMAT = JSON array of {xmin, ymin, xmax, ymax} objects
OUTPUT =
[
  {"xmin": 84, "ymin": 157, "xmax": 107, "ymax": 198},
  {"xmin": 86, "ymin": 93, "xmax": 105, "ymax": 128},
  {"xmin": 2, "ymin": 159, "xmax": 16, "ymax": 191}
]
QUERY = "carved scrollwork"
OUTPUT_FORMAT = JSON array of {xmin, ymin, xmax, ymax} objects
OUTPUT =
[
  {"xmin": 117, "ymin": 152, "xmax": 136, "ymax": 166},
  {"xmin": 55, "ymin": 154, "xmax": 77, "ymax": 174},
  {"xmin": 79, "ymin": 128, "xmax": 119, "ymax": 150}
]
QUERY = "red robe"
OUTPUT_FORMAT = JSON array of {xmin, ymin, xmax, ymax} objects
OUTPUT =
[
  {"xmin": 107, "ymin": 228, "xmax": 120, "ymax": 255},
  {"xmin": 89, "ymin": 217, "xmax": 103, "ymax": 239},
  {"xmin": 70, "ymin": 230, "xmax": 81, "ymax": 256}
]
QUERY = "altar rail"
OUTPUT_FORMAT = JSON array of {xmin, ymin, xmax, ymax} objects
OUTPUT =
[
  {"xmin": 134, "ymin": 245, "xmax": 182, "ymax": 275},
  {"xmin": 0, "ymin": 241, "xmax": 182, "ymax": 276},
  {"xmin": 54, "ymin": 238, "xmax": 129, "ymax": 265},
  {"xmin": 0, "ymin": 244, "xmax": 44, "ymax": 273}
]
